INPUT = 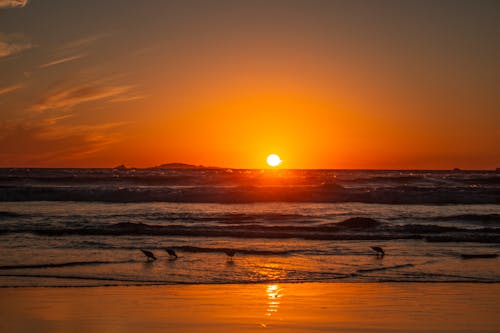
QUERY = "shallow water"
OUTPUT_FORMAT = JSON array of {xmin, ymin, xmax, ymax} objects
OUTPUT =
[
  {"xmin": 1, "ymin": 168, "xmax": 499, "ymax": 286},
  {"xmin": 0, "ymin": 201, "xmax": 499, "ymax": 286}
]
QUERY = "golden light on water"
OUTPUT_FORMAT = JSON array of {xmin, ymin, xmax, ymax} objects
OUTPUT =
[{"xmin": 265, "ymin": 284, "xmax": 283, "ymax": 317}]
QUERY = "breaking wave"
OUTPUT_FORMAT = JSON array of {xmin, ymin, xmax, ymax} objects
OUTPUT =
[
  {"xmin": 169, "ymin": 246, "xmax": 291, "ymax": 255},
  {"xmin": 1, "ymin": 218, "xmax": 499, "ymax": 243},
  {"xmin": 0, "ymin": 211, "xmax": 26, "ymax": 218},
  {"xmin": 428, "ymin": 213, "xmax": 500, "ymax": 223},
  {"xmin": 0, "ymin": 260, "xmax": 135, "ymax": 270},
  {"xmin": 1, "ymin": 184, "xmax": 499, "ymax": 204},
  {"xmin": 1, "ymin": 168, "xmax": 498, "ymax": 204}
]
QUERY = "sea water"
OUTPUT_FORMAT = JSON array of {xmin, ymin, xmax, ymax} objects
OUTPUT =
[{"xmin": 0, "ymin": 168, "xmax": 498, "ymax": 286}]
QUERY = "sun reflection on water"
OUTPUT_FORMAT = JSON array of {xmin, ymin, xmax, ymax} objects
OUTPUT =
[{"xmin": 265, "ymin": 284, "xmax": 283, "ymax": 317}]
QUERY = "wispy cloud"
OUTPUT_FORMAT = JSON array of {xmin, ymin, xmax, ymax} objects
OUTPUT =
[
  {"xmin": 42, "ymin": 114, "xmax": 74, "ymax": 126},
  {"xmin": 0, "ymin": 84, "xmax": 22, "ymax": 95},
  {"xmin": 33, "ymin": 81, "xmax": 133, "ymax": 111},
  {"xmin": 39, "ymin": 54, "xmax": 86, "ymax": 69},
  {"xmin": 109, "ymin": 94, "xmax": 148, "ymax": 103},
  {"xmin": 0, "ymin": 118, "xmax": 127, "ymax": 165},
  {"xmin": 0, "ymin": 0, "xmax": 28, "ymax": 8},
  {"xmin": 0, "ymin": 33, "xmax": 32, "ymax": 58},
  {"xmin": 61, "ymin": 33, "xmax": 111, "ymax": 52}
]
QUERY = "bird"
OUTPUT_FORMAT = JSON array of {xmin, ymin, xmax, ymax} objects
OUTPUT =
[
  {"xmin": 223, "ymin": 249, "xmax": 236, "ymax": 260},
  {"xmin": 370, "ymin": 246, "xmax": 385, "ymax": 257},
  {"xmin": 140, "ymin": 249, "xmax": 157, "ymax": 261},
  {"xmin": 165, "ymin": 247, "xmax": 178, "ymax": 259}
]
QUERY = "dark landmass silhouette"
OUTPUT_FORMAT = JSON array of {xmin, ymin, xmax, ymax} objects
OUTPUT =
[{"xmin": 154, "ymin": 163, "xmax": 221, "ymax": 169}]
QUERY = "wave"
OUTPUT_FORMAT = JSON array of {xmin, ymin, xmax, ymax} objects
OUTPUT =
[
  {"xmin": 338, "ymin": 175, "xmax": 428, "ymax": 184},
  {"xmin": 1, "ymin": 184, "xmax": 499, "ymax": 204},
  {"xmin": 424, "ymin": 235, "xmax": 500, "ymax": 243},
  {"xmin": 2, "ymin": 273, "xmax": 496, "ymax": 286},
  {"xmin": 355, "ymin": 264, "xmax": 415, "ymax": 274},
  {"xmin": 428, "ymin": 214, "xmax": 500, "ymax": 223},
  {"xmin": 0, "ymin": 273, "xmax": 175, "ymax": 284},
  {"xmin": 170, "ymin": 245, "xmax": 291, "ymax": 255},
  {"xmin": 0, "ymin": 211, "xmax": 26, "ymax": 218},
  {"xmin": 452, "ymin": 176, "xmax": 500, "ymax": 185},
  {"xmin": 144, "ymin": 212, "xmax": 316, "ymax": 224},
  {"xmin": 341, "ymin": 174, "xmax": 500, "ymax": 186},
  {"xmin": 460, "ymin": 253, "xmax": 498, "ymax": 259},
  {"xmin": 0, "ymin": 260, "xmax": 135, "ymax": 270},
  {"xmin": 18, "ymin": 212, "xmax": 318, "ymax": 225},
  {"xmin": 2, "ymin": 218, "xmax": 499, "ymax": 243},
  {"xmin": 333, "ymin": 217, "xmax": 381, "ymax": 228}
]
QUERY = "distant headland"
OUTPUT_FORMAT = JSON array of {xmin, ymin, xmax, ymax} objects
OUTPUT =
[{"xmin": 114, "ymin": 163, "xmax": 221, "ymax": 170}]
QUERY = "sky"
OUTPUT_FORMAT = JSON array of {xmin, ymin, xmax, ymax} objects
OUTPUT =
[{"xmin": 0, "ymin": 0, "xmax": 499, "ymax": 169}]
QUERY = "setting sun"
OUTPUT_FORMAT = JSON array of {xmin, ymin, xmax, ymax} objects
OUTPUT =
[{"xmin": 266, "ymin": 154, "xmax": 282, "ymax": 167}]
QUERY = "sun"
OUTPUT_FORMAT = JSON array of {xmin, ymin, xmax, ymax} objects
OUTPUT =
[{"xmin": 266, "ymin": 154, "xmax": 282, "ymax": 167}]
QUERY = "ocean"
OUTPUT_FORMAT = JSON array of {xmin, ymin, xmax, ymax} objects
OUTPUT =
[{"xmin": 0, "ymin": 168, "xmax": 499, "ymax": 287}]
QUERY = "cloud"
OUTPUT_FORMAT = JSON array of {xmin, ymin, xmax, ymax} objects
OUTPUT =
[
  {"xmin": 33, "ymin": 81, "xmax": 133, "ymax": 111},
  {"xmin": 109, "ymin": 94, "xmax": 148, "ymax": 103},
  {"xmin": 37, "ymin": 33, "xmax": 110, "ymax": 70},
  {"xmin": 0, "ymin": 0, "xmax": 28, "ymax": 8},
  {"xmin": 0, "ymin": 84, "xmax": 22, "ymax": 95},
  {"xmin": 0, "ymin": 33, "xmax": 32, "ymax": 58},
  {"xmin": 0, "ymin": 118, "xmax": 127, "ymax": 165},
  {"xmin": 61, "ymin": 33, "xmax": 111, "ymax": 52},
  {"xmin": 39, "ymin": 54, "xmax": 86, "ymax": 69}
]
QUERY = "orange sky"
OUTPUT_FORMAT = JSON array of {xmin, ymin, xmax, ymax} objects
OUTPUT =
[{"xmin": 0, "ymin": 1, "xmax": 499, "ymax": 169}]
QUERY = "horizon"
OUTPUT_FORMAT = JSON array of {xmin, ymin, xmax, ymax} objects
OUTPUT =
[
  {"xmin": 0, "ymin": 162, "xmax": 498, "ymax": 172},
  {"xmin": 1, "ymin": 1, "xmax": 499, "ymax": 169}
]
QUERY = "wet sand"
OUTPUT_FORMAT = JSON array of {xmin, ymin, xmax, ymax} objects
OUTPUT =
[{"xmin": 1, "ymin": 283, "xmax": 499, "ymax": 333}]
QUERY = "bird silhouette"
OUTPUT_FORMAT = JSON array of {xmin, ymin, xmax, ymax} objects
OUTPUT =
[
  {"xmin": 370, "ymin": 246, "xmax": 385, "ymax": 257},
  {"xmin": 165, "ymin": 247, "xmax": 178, "ymax": 259},
  {"xmin": 224, "ymin": 249, "xmax": 236, "ymax": 261},
  {"xmin": 140, "ymin": 249, "xmax": 157, "ymax": 261}
]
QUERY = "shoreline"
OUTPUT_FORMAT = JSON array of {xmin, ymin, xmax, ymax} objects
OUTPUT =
[
  {"xmin": 1, "ymin": 280, "xmax": 500, "ymax": 289},
  {"xmin": 1, "ymin": 282, "xmax": 499, "ymax": 332}
]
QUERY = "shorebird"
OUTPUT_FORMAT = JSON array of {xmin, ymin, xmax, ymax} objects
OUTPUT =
[
  {"xmin": 370, "ymin": 246, "xmax": 385, "ymax": 257},
  {"xmin": 224, "ymin": 249, "xmax": 236, "ymax": 261},
  {"xmin": 140, "ymin": 249, "xmax": 157, "ymax": 261},
  {"xmin": 165, "ymin": 247, "xmax": 178, "ymax": 259}
]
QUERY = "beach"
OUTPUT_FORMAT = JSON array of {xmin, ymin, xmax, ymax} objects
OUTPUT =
[{"xmin": 1, "ymin": 283, "xmax": 499, "ymax": 332}]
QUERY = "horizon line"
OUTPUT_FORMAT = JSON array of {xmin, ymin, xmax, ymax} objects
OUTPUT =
[{"xmin": 0, "ymin": 166, "xmax": 498, "ymax": 172}]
